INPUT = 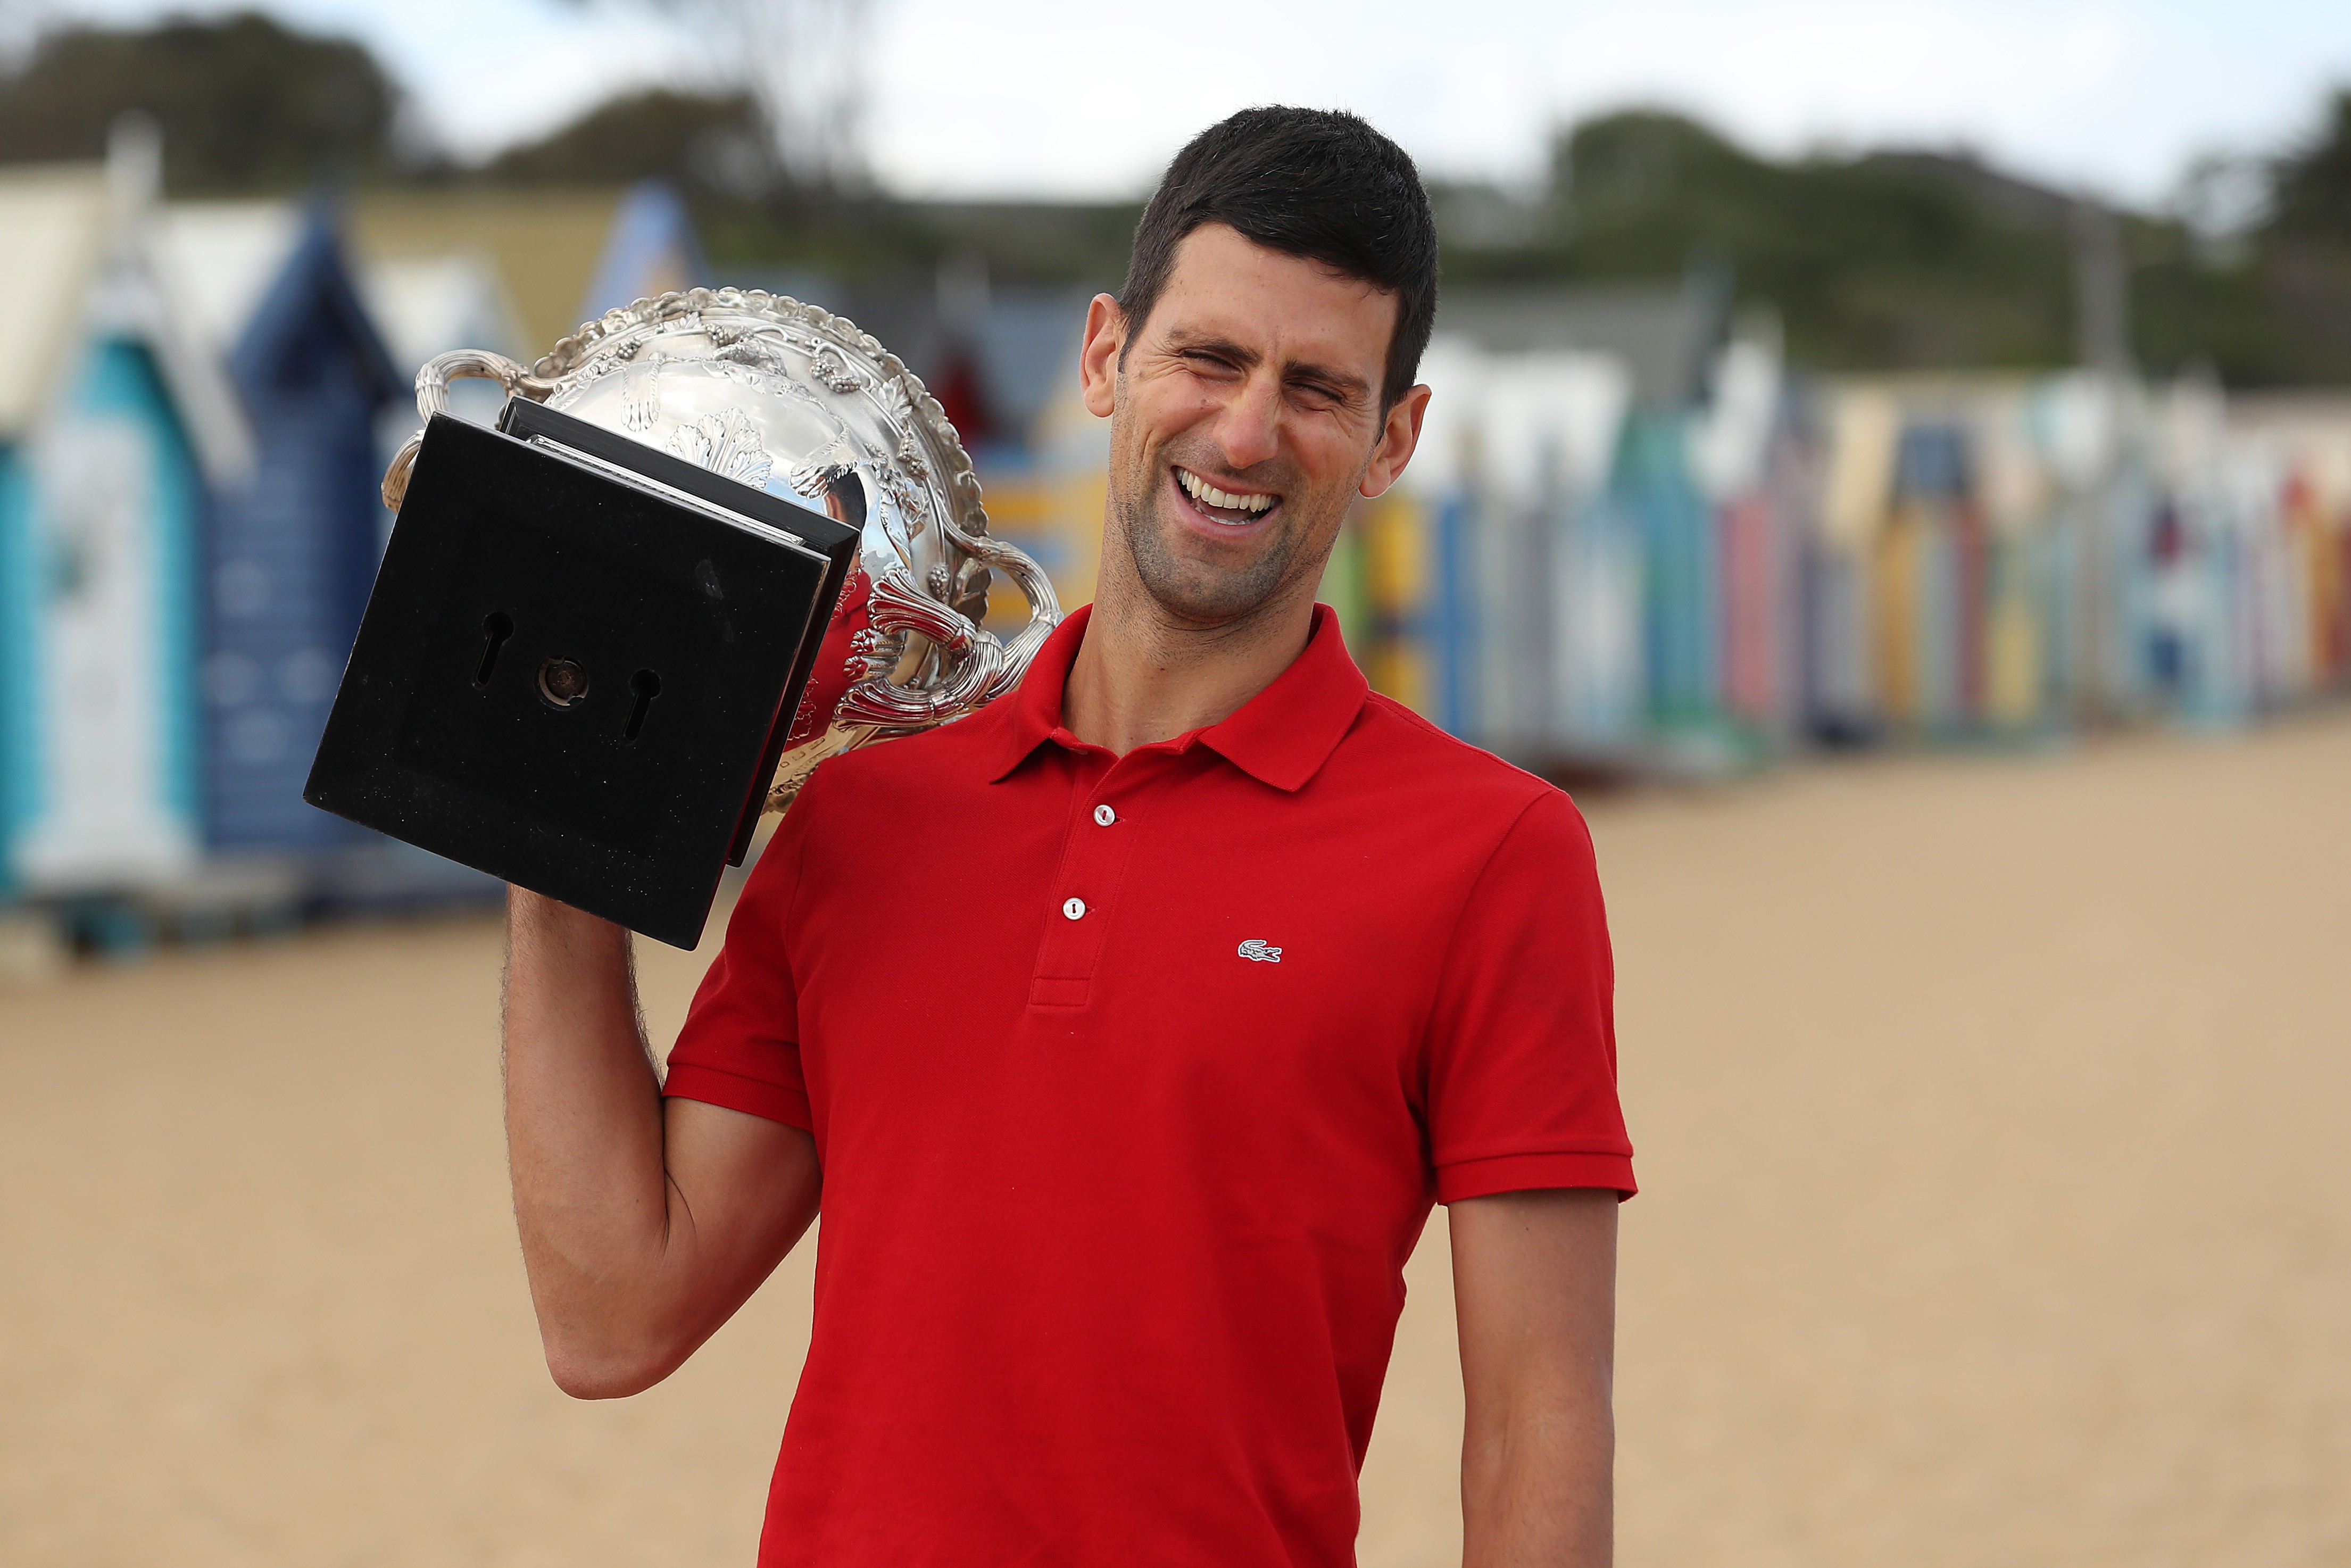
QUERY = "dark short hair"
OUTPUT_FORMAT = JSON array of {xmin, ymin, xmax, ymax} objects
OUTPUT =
[{"xmin": 1120, "ymin": 106, "xmax": 1438, "ymax": 412}]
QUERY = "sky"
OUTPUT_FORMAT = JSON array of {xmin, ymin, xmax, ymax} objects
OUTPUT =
[{"xmin": 38, "ymin": 0, "xmax": 2351, "ymax": 208}]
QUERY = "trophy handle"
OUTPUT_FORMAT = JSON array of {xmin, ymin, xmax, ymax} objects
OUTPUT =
[
  {"xmin": 944, "ymin": 516, "xmax": 1062, "ymax": 699},
  {"xmin": 380, "ymin": 350, "xmax": 560, "ymax": 511},
  {"xmin": 833, "ymin": 522, "xmax": 1061, "ymax": 732}
]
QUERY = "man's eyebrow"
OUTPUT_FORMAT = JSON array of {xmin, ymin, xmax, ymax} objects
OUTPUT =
[
  {"xmin": 1161, "ymin": 330, "xmax": 1373, "ymax": 402},
  {"xmin": 1283, "ymin": 359, "xmax": 1373, "ymax": 403},
  {"xmin": 1161, "ymin": 329, "xmax": 1262, "ymax": 367}
]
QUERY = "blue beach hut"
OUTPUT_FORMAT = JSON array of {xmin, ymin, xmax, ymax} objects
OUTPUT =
[
  {"xmin": 578, "ymin": 180, "xmax": 707, "ymax": 320},
  {"xmin": 0, "ymin": 160, "xmax": 253, "ymax": 901},
  {"xmin": 162, "ymin": 202, "xmax": 404, "ymax": 856}
]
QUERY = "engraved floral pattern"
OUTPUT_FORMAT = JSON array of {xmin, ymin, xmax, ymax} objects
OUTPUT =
[
  {"xmin": 667, "ymin": 407, "xmax": 775, "ymax": 490},
  {"xmin": 619, "ymin": 358, "xmax": 661, "ymax": 432}
]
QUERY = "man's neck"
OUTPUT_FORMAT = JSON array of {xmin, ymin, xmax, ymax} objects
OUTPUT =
[{"xmin": 1061, "ymin": 577, "xmax": 1316, "ymax": 757}]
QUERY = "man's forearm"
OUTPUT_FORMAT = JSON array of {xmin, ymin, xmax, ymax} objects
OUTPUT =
[
  {"xmin": 1451, "ymin": 1188, "xmax": 1620, "ymax": 1567},
  {"xmin": 501, "ymin": 889, "xmax": 678, "ymax": 1391},
  {"xmin": 1460, "ymin": 1402, "xmax": 1613, "ymax": 1566},
  {"xmin": 502, "ymin": 889, "xmax": 824, "ymax": 1399}
]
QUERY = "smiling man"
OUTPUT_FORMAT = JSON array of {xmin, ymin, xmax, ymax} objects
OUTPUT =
[{"xmin": 501, "ymin": 107, "xmax": 1633, "ymax": 1567}]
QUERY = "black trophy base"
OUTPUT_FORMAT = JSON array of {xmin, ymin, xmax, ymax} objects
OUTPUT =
[{"xmin": 305, "ymin": 407, "xmax": 853, "ymax": 948}]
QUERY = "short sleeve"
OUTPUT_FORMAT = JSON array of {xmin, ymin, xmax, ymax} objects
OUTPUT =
[
  {"xmin": 1424, "ymin": 789, "xmax": 1634, "ymax": 1202},
  {"xmin": 660, "ymin": 808, "xmax": 813, "ymax": 1131}
]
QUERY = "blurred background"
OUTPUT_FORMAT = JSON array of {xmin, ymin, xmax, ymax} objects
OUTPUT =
[{"xmin": 0, "ymin": 3, "xmax": 2346, "ymax": 1565}]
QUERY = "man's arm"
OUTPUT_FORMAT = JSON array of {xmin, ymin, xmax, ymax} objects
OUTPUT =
[
  {"xmin": 1451, "ymin": 1188, "xmax": 1619, "ymax": 1567},
  {"xmin": 503, "ymin": 889, "xmax": 820, "ymax": 1399}
]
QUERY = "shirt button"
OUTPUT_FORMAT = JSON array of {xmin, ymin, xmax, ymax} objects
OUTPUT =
[
  {"xmin": 1092, "ymin": 804, "xmax": 1116, "ymax": 826},
  {"xmin": 1062, "ymin": 897, "xmax": 1086, "ymax": 920}
]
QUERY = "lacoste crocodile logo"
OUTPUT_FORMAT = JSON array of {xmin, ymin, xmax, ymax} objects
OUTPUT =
[{"xmin": 1237, "ymin": 939, "xmax": 1282, "ymax": 964}]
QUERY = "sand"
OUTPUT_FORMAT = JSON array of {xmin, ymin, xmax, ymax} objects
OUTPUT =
[{"xmin": 4, "ymin": 710, "xmax": 2347, "ymax": 1567}]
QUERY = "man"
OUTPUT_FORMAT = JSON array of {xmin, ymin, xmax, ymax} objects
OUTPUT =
[{"xmin": 503, "ymin": 107, "xmax": 1633, "ymax": 1566}]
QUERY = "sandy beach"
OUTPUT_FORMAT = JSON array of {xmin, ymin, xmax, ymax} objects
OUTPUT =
[{"xmin": 5, "ymin": 710, "xmax": 2347, "ymax": 1567}]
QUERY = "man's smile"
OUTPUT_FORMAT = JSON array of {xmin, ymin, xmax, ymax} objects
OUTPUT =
[{"xmin": 1172, "ymin": 464, "xmax": 1282, "ymax": 527}]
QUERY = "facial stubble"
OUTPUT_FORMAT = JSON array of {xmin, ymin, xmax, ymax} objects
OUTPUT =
[{"xmin": 1107, "ymin": 420, "xmax": 1354, "ymax": 630}]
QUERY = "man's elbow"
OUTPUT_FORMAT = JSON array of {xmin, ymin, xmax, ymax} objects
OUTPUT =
[{"xmin": 542, "ymin": 1330, "xmax": 683, "ymax": 1400}]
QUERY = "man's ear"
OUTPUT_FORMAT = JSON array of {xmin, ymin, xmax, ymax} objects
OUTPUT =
[
  {"xmin": 1079, "ymin": 294, "xmax": 1124, "ymax": 419},
  {"xmin": 1360, "ymin": 383, "xmax": 1432, "ymax": 500}
]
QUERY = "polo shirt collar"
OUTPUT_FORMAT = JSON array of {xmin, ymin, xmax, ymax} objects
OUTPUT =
[{"xmin": 982, "ymin": 601, "xmax": 1368, "ymax": 792}]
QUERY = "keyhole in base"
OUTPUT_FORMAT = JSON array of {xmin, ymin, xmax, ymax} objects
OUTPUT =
[
  {"xmin": 475, "ymin": 612, "xmax": 514, "ymax": 686},
  {"xmin": 623, "ymin": 668, "xmax": 661, "ymax": 741}
]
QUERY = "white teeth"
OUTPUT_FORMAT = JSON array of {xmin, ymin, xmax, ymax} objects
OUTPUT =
[{"xmin": 1177, "ymin": 468, "xmax": 1274, "ymax": 515}]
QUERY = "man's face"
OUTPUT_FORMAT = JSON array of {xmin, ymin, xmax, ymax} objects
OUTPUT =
[{"xmin": 1079, "ymin": 223, "xmax": 1427, "ymax": 626}]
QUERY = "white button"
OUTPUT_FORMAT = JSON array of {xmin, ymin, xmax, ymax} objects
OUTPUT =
[
  {"xmin": 1062, "ymin": 897, "xmax": 1086, "ymax": 920},
  {"xmin": 1092, "ymin": 804, "xmax": 1116, "ymax": 826}
]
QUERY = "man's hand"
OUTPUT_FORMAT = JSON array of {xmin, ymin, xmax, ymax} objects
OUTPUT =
[
  {"xmin": 502, "ymin": 889, "xmax": 820, "ymax": 1398},
  {"xmin": 1451, "ymin": 1188, "xmax": 1619, "ymax": 1567}
]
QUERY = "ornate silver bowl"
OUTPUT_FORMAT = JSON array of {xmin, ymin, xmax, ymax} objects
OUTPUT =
[{"xmin": 381, "ymin": 286, "xmax": 1061, "ymax": 810}]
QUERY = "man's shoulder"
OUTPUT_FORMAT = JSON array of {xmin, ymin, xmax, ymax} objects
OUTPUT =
[
  {"xmin": 792, "ymin": 702, "xmax": 1011, "ymax": 822},
  {"xmin": 1336, "ymin": 692, "xmax": 1573, "ymax": 824},
  {"xmin": 1290, "ymin": 695, "xmax": 1600, "ymax": 914}
]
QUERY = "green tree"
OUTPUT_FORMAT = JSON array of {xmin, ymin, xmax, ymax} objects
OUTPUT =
[
  {"xmin": 481, "ymin": 88, "xmax": 777, "ymax": 197},
  {"xmin": 1436, "ymin": 102, "xmax": 2351, "ymax": 385},
  {"xmin": 1473, "ymin": 110, "xmax": 2082, "ymax": 370},
  {"xmin": 0, "ymin": 11, "xmax": 403, "ymax": 193},
  {"xmin": 2267, "ymin": 89, "xmax": 2351, "ymax": 240}
]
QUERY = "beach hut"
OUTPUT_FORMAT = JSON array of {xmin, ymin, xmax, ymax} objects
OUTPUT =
[
  {"xmin": 1434, "ymin": 279, "xmax": 1732, "ymax": 765},
  {"xmin": 1879, "ymin": 419, "xmax": 1979, "ymax": 734},
  {"xmin": 578, "ymin": 181, "xmax": 707, "ymax": 322},
  {"xmin": 350, "ymin": 181, "xmax": 705, "ymax": 367},
  {"xmin": 1806, "ymin": 387, "xmax": 1897, "ymax": 742},
  {"xmin": 946, "ymin": 284, "xmax": 1095, "ymax": 625},
  {"xmin": 157, "ymin": 202, "xmax": 405, "ymax": 857},
  {"xmin": 0, "ymin": 152, "xmax": 252, "ymax": 901},
  {"xmin": 1972, "ymin": 390, "xmax": 2058, "ymax": 734},
  {"xmin": 1406, "ymin": 333, "xmax": 1644, "ymax": 760},
  {"xmin": 358, "ymin": 251, "xmax": 529, "ymax": 438},
  {"xmin": 1689, "ymin": 331, "xmax": 1800, "ymax": 746}
]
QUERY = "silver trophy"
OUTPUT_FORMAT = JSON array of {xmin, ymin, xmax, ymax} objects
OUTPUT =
[{"xmin": 380, "ymin": 286, "xmax": 1062, "ymax": 812}]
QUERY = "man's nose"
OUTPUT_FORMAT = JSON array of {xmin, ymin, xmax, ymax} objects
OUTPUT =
[{"xmin": 1211, "ymin": 370, "xmax": 1283, "ymax": 471}]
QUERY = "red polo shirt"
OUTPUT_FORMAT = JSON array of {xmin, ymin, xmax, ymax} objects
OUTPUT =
[{"xmin": 664, "ymin": 603, "xmax": 1632, "ymax": 1567}]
